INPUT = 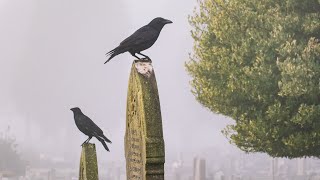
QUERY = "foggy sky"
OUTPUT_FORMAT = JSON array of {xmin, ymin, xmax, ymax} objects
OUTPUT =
[{"xmin": 0, "ymin": 0, "xmax": 235, "ymax": 163}]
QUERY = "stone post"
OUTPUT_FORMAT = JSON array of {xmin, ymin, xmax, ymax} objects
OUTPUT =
[
  {"xmin": 125, "ymin": 60, "xmax": 165, "ymax": 180},
  {"xmin": 79, "ymin": 143, "xmax": 99, "ymax": 180}
]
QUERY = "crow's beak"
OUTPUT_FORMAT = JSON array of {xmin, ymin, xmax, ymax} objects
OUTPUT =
[{"xmin": 164, "ymin": 19, "xmax": 173, "ymax": 24}]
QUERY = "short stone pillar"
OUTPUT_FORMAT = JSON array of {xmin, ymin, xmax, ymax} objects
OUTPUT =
[
  {"xmin": 79, "ymin": 143, "xmax": 99, "ymax": 180},
  {"xmin": 125, "ymin": 60, "xmax": 165, "ymax": 180}
]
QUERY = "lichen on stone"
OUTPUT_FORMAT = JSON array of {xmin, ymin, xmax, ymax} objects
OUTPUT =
[
  {"xmin": 79, "ymin": 143, "xmax": 99, "ymax": 180},
  {"xmin": 125, "ymin": 61, "xmax": 165, "ymax": 180}
]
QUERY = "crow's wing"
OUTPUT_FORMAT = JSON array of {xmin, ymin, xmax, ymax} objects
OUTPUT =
[
  {"xmin": 75, "ymin": 115, "xmax": 91, "ymax": 134},
  {"xmin": 82, "ymin": 115, "xmax": 104, "ymax": 135},
  {"xmin": 120, "ymin": 25, "xmax": 159, "ymax": 48}
]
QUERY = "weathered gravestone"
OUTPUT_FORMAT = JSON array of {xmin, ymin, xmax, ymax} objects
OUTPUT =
[
  {"xmin": 79, "ymin": 143, "xmax": 99, "ymax": 180},
  {"xmin": 125, "ymin": 60, "xmax": 165, "ymax": 180}
]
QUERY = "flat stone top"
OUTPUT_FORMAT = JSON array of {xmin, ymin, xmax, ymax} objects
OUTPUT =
[{"xmin": 134, "ymin": 59, "xmax": 153, "ymax": 78}]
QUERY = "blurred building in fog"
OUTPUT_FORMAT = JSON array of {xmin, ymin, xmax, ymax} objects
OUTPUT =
[{"xmin": 193, "ymin": 157, "xmax": 206, "ymax": 180}]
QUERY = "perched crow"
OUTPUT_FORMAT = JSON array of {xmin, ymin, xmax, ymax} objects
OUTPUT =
[
  {"xmin": 70, "ymin": 107, "xmax": 112, "ymax": 151},
  {"xmin": 104, "ymin": 17, "xmax": 173, "ymax": 64}
]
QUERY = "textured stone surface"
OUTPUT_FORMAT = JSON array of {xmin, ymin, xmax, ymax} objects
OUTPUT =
[
  {"xmin": 134, "ymin": 60, "xmax": 153, "ymax": 78},
  {"xmin": 125, "ymin": 60, "xmax": 165, "ymax": 180},
  {"xmin": 79, "ymin": 143, "xmax": 99, "ymax": 180}
]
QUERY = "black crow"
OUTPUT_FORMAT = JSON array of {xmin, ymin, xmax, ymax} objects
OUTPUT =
[
  {"xmin": 104, "ymin": 17, "xmax": 173, "ymax": 63},
  {"xmin": 70, "ymin": 107, "xmax": 112, "ymax": 151}
]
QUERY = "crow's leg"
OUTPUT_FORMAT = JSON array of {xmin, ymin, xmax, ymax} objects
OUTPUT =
[
  {"xmin": 138, "ymin": 52, "xmax": 151, "ymax": 61},
  {"xmin": 81, "ymin": 139, "xmax": 88, "ymax": 146},
  {"xmin": 130, "ymin": 52, "xmax": 142, "ymax": 60},
  {"xmin": 81, "ymin": 136, "xmax": 92, "ymax": 146},
  {"xmin": 86, "ymin": 136, "xmax": 92, "ymax": 143}
]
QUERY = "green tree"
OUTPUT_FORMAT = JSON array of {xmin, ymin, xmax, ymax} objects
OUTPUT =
[
  {"xmin": 0, "ymin": 128, "xmax": 26, "ymax": 176},
  {"xmin": 186, "ymin": 0, "xmax": 320, "ymax": 158}
]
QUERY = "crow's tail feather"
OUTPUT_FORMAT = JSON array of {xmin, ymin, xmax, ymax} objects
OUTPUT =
[
  {"xmin": 105, "ymin": 46, "xmax": 125, "ymax": 64},
  {"xmin": 100, "ymin": 139, "xmax": 110, "ymax": 151},
  {"xmin": 95, "ymin": 135, "xmax": 110, "ymax": 151},
  {"xmin": 101, "ymin": 134, "xmax": 112, "ymax": 143}
]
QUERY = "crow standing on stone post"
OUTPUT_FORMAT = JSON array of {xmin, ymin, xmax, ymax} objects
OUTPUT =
[
  {"xmin": 104, "ymin": 17, "xmax": 173, "ymax": 64},
  {"xmin": 70, "ymin": 107, "xmax": 112, "ymax": 151}
]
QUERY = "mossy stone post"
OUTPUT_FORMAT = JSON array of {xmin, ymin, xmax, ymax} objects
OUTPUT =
[
  {"xmin": 79, "ymin": 143, "xmax": 99, "ymax": 180},
  {"xmin": 125, "ymin": 60, "xmax": 165, "ymax": 180}
]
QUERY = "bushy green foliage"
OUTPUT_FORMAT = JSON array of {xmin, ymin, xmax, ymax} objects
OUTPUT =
[{"xmin": 187, "ymin": 0, "xmax": 320, "ymax": 158}]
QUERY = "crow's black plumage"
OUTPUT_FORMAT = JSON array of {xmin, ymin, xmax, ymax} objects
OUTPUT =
[
  {"xmin": 70, "ymin": 107, "xmax": 112, "ymax": 151},
  {"xmin": 104, "ymin": 17, "xmax": 173, "ymax": 64}
]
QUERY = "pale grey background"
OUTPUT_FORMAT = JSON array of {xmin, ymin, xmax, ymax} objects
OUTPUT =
[{"xmin": 0, "ymin": 0, "xmax": 235, "ymax": 164}]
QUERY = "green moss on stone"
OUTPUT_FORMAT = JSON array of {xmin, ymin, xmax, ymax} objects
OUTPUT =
[
  {"xmin": 125, "ymin": 61, "xmax": 165, "ymax": 180},
  {"xmin": 79, "ymin": 143, "xmax": 99, "ymax": 180}
]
